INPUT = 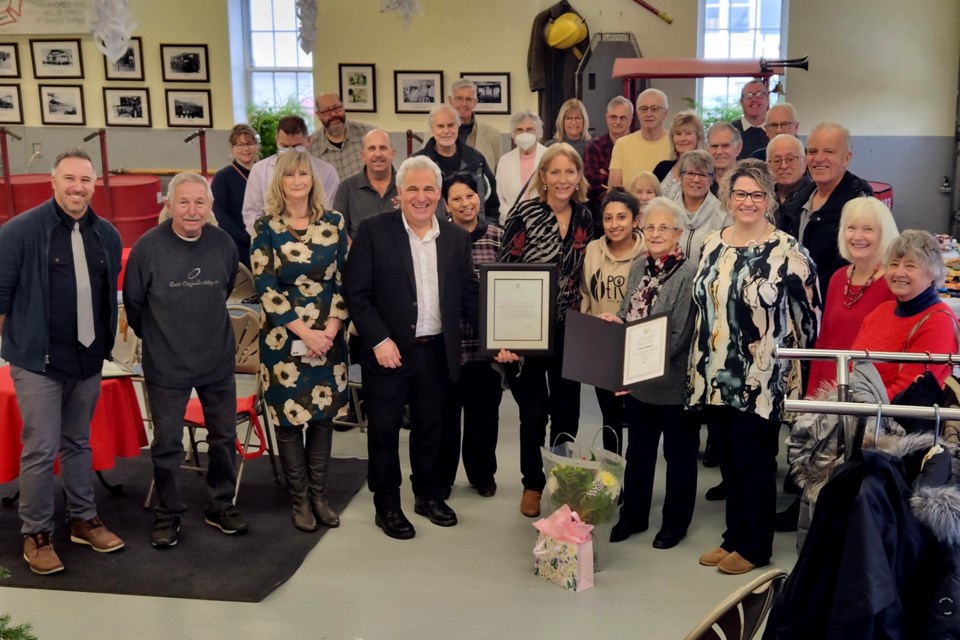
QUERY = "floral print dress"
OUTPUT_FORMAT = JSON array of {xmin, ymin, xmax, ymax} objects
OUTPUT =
[{"xmin": 251, "ymin": 211, "xmax": 350, "ymax": 428}]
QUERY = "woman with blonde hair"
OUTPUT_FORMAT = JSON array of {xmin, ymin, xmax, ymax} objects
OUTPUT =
[
  {"xmin": 547, "ymin": 98, "xmax": 591, "ymax": 158},
  {"xmin": 652, "ymin": 110, "xmax": 705, "ymax": 200},
  {"xmin": 251, "ymin": 150, "xmax": 349, "ymax": 533},
  {"xmin": 628, "ymin": 171, "xmax": 661, "ymax": 213}
]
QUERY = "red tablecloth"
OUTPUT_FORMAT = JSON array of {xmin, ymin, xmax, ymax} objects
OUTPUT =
[{"xmin": 0, "ymin": 366, "xmax": 148, "ymax": 484}]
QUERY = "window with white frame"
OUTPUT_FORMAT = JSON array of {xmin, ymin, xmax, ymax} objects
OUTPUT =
[
  {"xmin": 244, "ymin": 0, "xmax": 314, "ymax": 119},
  {"xmin": 699, "ymin": 0, "xmax": 787, "ymax": 111}
]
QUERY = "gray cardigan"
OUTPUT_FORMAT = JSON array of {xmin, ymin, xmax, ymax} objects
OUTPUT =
[{"xmin": 617, "ymin": 256, "xmax": 697, "ymax": 405}]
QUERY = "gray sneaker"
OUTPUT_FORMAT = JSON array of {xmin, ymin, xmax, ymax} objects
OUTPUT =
[
  {"xmin": 151, "ymin": 515, "xmax": 181, "ymax": 548},
  {"xmin": 204, "ymin": 506, "xmax": 248, "ymax": 535}
]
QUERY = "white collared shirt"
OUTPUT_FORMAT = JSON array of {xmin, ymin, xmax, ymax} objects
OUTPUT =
[
  {"xmin": 740, "ymin": 116, "xmax": 763, "ymax": 131},
  {"xmin": 401, "ymin": 213, "xmax": 442, "ymax": 337}
]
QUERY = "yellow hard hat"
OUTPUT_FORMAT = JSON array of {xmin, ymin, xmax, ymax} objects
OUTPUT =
[{"xmin": 545, "ymin": 13, "xmax": 587, "ymax": 50}]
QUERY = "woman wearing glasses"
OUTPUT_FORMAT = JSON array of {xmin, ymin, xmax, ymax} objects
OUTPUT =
[
  {"xmin": 602, "ymin": 196, "xmax": 699, "ymax": 548},
  {"xmin": 674, "ymin": 150, "xmax": 727, "ymax": 266},
  {"xmin": 547, "ymin": 99, "xmax": 591, "ymax": 158},
  {"xmin": 211, "ymin": 124, "xmax": 259, "ymax": 266},
  {"xmin": 652, "ymin": 111, "xmax": 706, "ymax": 201},
  {"xmin": 688, "ymin": 159, "xmax": 820, "ymax": 575}
]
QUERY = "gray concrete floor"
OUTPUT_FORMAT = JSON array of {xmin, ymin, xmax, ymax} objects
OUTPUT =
[{"xmin": 2, "ymin": 385, "xmax": 799, "ymax": 640}]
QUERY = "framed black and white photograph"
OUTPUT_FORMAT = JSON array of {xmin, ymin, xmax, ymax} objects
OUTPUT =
[
  {"xmin": 0, "ymin": 85, "xmax": 23, "ymax": 124},
  {"xmin": 460, "ymin": 72, "xmax": 511, "ymax": 115},
  {"xmin": 0, "ymin": 44, "xmax": 20, "ymax": 79},
  {"xmin": 160, "ymin": 44, "xmax": 209, "ymax": 83},
  {"xmin": 165, "ymin": 89, "xmax": 211, "ymax": 127},
  {"xmin": 103, "ymin": 87, "xmax": 151, "ymax": 127},
  {"xmin": 30, "ymin": 39, "xmax": 84, "ymax": 79},
  {"xmin": 104, "ymin": 37, "xmax": 144, "ymax": 81},
  {"xmin": 38, "ymin": 85, "xmax": 85, "ymax": 126},
  {"xmin": 394, "ymin": 70, "xmax": 443, "ymax": 114},
  {"xmin": 339, "ymin": 63, "xmax": 376, "ymax": 113}
]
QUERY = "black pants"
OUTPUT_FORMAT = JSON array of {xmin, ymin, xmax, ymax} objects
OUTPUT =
[
  {"xmin": 509, "ymin": 327, "xmax": 580, "ymax": 491},
  {"xmin": 362, "ymin": 338, "xmax": 448, "ymax": 513},
  {"xmin": 621, "ymin": 398, "xmax": 699, "ymax": 534},
  {"xmin": 705, "ymin": 404, "xmax": 780, "ymax": 566},
  {"xmin": 595, "ymin": 387, "xmax": 624, "ymax": 455},
  {"xmin": 439, "ymin": 361, "xmax": 503, "ymax": 488}
]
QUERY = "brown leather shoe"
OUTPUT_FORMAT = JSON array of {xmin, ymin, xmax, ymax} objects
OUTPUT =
[
  {"xmin": 520, "ymin": 489, "xmax": 542, "ymax": 517},
  {"xmin": 70, "ymin": 516, "xmax": 125, "ymax": 553},
  {"xmin": 717, "ymin": 551, "xmax": 758, "ymax": 575},
  {"xmin": 23, "ymin": 532, "xmax": 64, "ymax": 575},
  {"xmin": 698, "ymin": 546, "xmax": 731, "ymax": 567}
]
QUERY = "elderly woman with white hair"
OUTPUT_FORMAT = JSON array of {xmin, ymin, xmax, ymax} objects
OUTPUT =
[
  {"xmin": 600, "ymin": 196, "xmax": 700, "ymax": 549},
  {"xmin": 496, "ymin": 110, "xmax": 547, "ymax": 224}
]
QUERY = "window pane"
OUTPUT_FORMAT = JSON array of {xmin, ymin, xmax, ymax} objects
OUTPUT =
[
  {"xmin": 705, "ymin": 5, "xmax": 720, "ymax": 29},
  {"xmin": 250, "ymin": 32, "xmax": 275, "ymax": 67},
  {"xmin": 273, "ymin": 0, "xmax": 295, "ymax": 30},
  {"xmin": 703, "ymin": 31, "xmax": 730, "ymax": 58},
  {"xmin": 729, "ymin": 6, "xmax": 750, "ymax": 32},
  {"xmin": 274, "ymin": 32, "xmax": 299, "ymax": 67},
  {"xmin": 759, "ymin": 0, "xmax": 781, "ymax": 28},
  {"xmin": 249, "ymin": 0, "xmax": 273, "ymax": 30},
  {"xmin": 296, "ymin": 45, "xmax": 313, "ymax": 67},
  {"xmin": 251, "ymin": 72, "xmax": 276, "ymax": 106},
  {"xmin": 729, "ymin": 31, "xmax": 756, "ymax": 57},
  {"xmin": 273, "ymin": 72, "xmax": 299, "ymax": 103}
]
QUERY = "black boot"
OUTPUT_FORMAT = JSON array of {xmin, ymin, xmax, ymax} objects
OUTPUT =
[
  {"xmin": 775, "ymin": 496, "xmax": 801, "ymax": 532},
  {"xmin": 275, "ymin": 426, "xmax": 317, "ymax": 532},
  {"xmin": 306, "ymin": 424, "xmax": 340, "ymax": 528}
]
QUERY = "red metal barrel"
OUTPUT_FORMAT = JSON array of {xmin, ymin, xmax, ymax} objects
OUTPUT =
[
  {"xmin": 0, "ymin": 174, "xmax": 54, "ymax": 224},
  {"xmin": 91, "ymin": 175, "xmax": 162, "ymax": 247}
]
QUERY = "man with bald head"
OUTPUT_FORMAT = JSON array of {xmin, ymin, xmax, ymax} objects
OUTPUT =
[
  {"xmin": 780, "ymin": 122, "xmax": 872, "ymax": 296},
  {"xmin": 750, "ymin": 102, "xmax": 800, "ymax": 159},
  {"xmin": 308, "ymin": 92, "xmax": 374, "ymax": 180},
  {"xmin": 608, "ymin": 88, "xmax": 672, "ymax": 189},
  {"xmin": 732, "ymin": 79, "xmax": 770, "ymax": 159},
  {"xmin": 333, "ymin": 128, "xmax": 398, "ymax": 238}
]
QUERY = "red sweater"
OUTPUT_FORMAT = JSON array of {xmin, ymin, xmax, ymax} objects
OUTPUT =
[
  {"xmin": 850, "ymin": 301, "xmax": 958, "ymax": 398},
  {"xmin": 806, "ymin": 268, "xmax": 895, "ymax": 395}
]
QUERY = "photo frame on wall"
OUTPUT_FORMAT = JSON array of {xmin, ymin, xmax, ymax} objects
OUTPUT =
[
  {"xmin": 394, "ymin": 70, "xmax": 443, "ymax": 114},
  {"xmin": 0, "ymin": 43, "xmax": 20, "ymax": 79},
  {"xmin": 0, "ymin": 85, "xmax": 23, "ymax": 124},
  {"xmin": 460, "ymin": 72, "xmax": 511, "ymax": 115},
  {"xmin": 104, "ymin": 37, "xmax": 144, "ymax": 81},
  {"xmin": 38, "ymin": 85, "xmax": 85, "ymax": 126},
  {"xmin": 339, "ymin": 63, "xmax": 376, "ymax": 113},
  {"xmin": 103, "ymin": 87, "xmax": 151, "ymax": 127},
  {"xmin": 166, "ymin": 89, "xmax": 211, "ymax": 127},
  {"xmin": 160, "ymin": 44, "xmax": 209, "ymax": 82},
  {"xmin": 30, "ymin": 39, "xmax": 84, "ymax": 79}
]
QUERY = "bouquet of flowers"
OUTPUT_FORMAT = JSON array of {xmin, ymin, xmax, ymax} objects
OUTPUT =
[{"xmin": 541, "ymin": 439, "xmax": 624, "ymax": 526}]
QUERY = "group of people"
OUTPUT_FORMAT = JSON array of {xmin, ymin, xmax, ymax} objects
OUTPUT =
[{"xmin": 2, "ymin": 77, "xmax": 956, "ymax": 578}]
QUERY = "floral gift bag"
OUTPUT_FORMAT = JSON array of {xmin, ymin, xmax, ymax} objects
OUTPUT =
[{"xmin": 532, "ymin": 504, "xmax": 595, "ymax": 592}]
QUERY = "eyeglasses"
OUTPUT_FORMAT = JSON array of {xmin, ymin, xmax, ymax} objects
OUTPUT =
[
  {"xmin": 769, "ymin": 155, "xmax": 801, "ymax": 167},
  {"xmin": 681, "ymin": 171, "xmax": 711, "ymax": 181},
  {"xmin": 642, "ymin": 224, "xmax": 678, "ymax": 236},
  {"xmin": 731, "ymin": 190, "xmax": 767, "ymax": 203},
  {"xmin": 233, "ymin": 141, "xmax": 257, "ymax": 148},
  {"xmin": 741, "ymin": 90, "xmax": 768, "ymax": 99},
  {"xmin": 564, "ymin": 114, "xmax": 584, "ymax": 122},
  {"xmin": 277, "ymin": 145, "xmax": 307, "ymax": 154},
  {"xmin": 451, "ymin": 96, "xmax": 477, "ymax": 104},
  {"xmin": 638, "ymin": 105, "xmax": 664, "ymax": 113},
  {"xmin": 317, "ymin": 104, "xmax": 344, "ymax": 117},
  {"xmin": 765, "ymin": 121, "xmax": 796, "ymax": 131}
]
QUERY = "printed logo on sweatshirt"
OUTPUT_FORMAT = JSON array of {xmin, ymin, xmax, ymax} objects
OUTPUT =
[{"xmin": 169, "ymin": 266, "xmax": 222, "ymax": 289}]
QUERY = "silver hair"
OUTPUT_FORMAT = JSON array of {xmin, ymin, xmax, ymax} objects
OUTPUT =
[
  {"xmin": 165, "ymin": 171, "xmax": 213, "ymax": 203},
  {"xmin": 636, "ymin": 88, "xmax": 668, "ymax": 111},
  {"xmin": 766, "ymin": 133, "xmax": 805, "ymax": 161},
  {"xmin": 509, "ymin": 110, "xmax": 543, "ymax": 137},
  {"xmin": 677, "ymin": 149, "xmax": 715, "ymax": 177},
  {"xmin": 766, "ymin": 102, "xmax": 798, "ymax": 124},
  {"xmin": 837, "ymin": 197, "xmax": 900, "ymax": 264},
  {"xmin": 810, "ymin": 121, "xmax": 852, "ymax": 152},
  {"xmin": 887, "ymin": 229, "xmax": 947, "ymax": 288},
  {"xmin": 427, "ymin": 103, "xmax": 461, "ymax": 130},
  {"xmin": 607, "ymin": 95, "xmax": 635, "ymax": 117},
  {"xmin": 707, "ymin": 120, "xmax": 742, "ymax": 147},
  {"xmin": 641, "ymin": 196, "xmax": 688, "ymax": 233},
  {"xmin": 449, "ymin": 78, "xmax": 477, "ymax": 97},
  {"xmin": 397, "ymin": 155, "xmax": 443, "ymax": 190}
]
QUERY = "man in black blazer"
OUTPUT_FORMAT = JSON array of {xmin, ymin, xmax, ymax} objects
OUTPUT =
[{"xmin": 344, "ymin": 156, "xmax": 479, "ymax": 540}]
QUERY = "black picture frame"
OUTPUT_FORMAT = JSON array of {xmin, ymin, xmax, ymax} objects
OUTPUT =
[
  {"xmin": 0, "ymin": 84, "xmax": 23, "ymax": 124},
  {"xmin": 339, "ymin": 63, "xmax": 376, "ymax": 113},
  {"xmin": 104, "ymin": 37, "xmax": 144, "ymax": 81},
  {"xmin": 160, "ymin": 44, "xmax": 209, "ymax": 83},
  {"xmin": 165, "ymin": 88, "xmax": 212, "ymax": 127},
  {"xmin": 479, "ymin": 263, "xmax": 558, "ymax": 356},
  {"xmin": 459, "ymin": 72, "xmax": 511, "ymax": 115},
  {"xmin": 38, "ymin": 84, "xmax": 85, "ymax": 126},
  {"xmin": 103, "ymin": 87, "xmax": 151, "ymax": 127},
  {"xmin": 30, "ymin": 39, "xmax": 84, "ymax": 79},
  {"xmin": 393, "ymin": 70, "xmax": 443, "ymax": 114},
  {"xmin": 0, "ymin": 43, "xmax": 21, "ymax": 79}
]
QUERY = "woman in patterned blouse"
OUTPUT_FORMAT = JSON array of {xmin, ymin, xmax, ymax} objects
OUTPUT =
[
  {"xmin": 688, "ymin": 159, "xmax": 821, "ymax": 575},
  {"xmin": 497, "ymin": 143, "xmax": 595, "ymax": 518},
  {"xmin": 251, "ymin": 150, "xmax": 349, "ymax": 533}
]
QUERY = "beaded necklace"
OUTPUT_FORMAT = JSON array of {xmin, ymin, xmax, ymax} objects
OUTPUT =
[{"xmin": 843, "ymin": 263, "xmax": 880, "ymax": 309}]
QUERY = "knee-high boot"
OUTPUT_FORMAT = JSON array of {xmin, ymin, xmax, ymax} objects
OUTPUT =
[
  {"xmin": 306, "ymin": 424, "xmax": 340, "ymax": 528},
  {"xmin": 275, "ymin": 426, "xmax": 317, "ymax": 532}
]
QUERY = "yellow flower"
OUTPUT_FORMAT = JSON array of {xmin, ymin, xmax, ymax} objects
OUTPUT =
[
  {"xmin": 261, "ymin": 288, "xmax": 291, "ymax": 315},
  {"xmin": 267, "ymin": 217, "xmax": 286, "ymax": 234},
  {"xmin": 280, "ymin": 241, "xmax": 312, "ymax": 264},
  {"xmin": 272, "ymin": 361, "xmax": 300, "ymax": 388},
  {"xmin": 301, "ymin": 352, "xmax": 328, "ymax": 367},
  {"xmin": 265, "ymin": 327, "xmax": 287, "ymax": 350},
  {"xmin": 312, "ymin": 221, "xmax": 339, "ymax": 247},
  {"xmin": 250, "ymin": 249, "xmax": 269, "ymax": 275},
  {"xmin": 311, "ymin": 384, "xmax": 334, "ymax": 409},
  {"xmin": 598, "ymin": 470, "xmax": 617, "ymax": 488},
  {"xmin": 296, "ymin": 302, "xmax": 320, "ymax": 326},
  {"xmin": 295, "ymin": 274, "xmax": 322, "ymax": 296},
  {"xmin": 283, "ymin": 399, "xmax": 311, "ymax": 425}
]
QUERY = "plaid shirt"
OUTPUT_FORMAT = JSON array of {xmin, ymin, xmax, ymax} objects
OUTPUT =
[
  {"xmin": 308, "ymin": 120, "xmax": 374, "ymax": 180},
  {"xmin": 583, "ymin": 134, "xmax": 615, "ymax": 209},
  {"xmin": 454, "ymin": 218, "xmax": 503, "ymax": 364}
]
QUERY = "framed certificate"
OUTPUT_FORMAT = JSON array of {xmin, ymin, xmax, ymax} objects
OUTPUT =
[
  {"xmin": 479, "ymin": 263, "xmax": 557, "ymax": 355},
  {"xmin": 561, "ymin": 310, "xmax": 670, "ymax": 391}
]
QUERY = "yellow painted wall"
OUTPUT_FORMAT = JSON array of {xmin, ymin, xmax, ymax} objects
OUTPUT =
[{"xmin": 11, "ymin": 0, "xmax": 232, "ymax": 129}]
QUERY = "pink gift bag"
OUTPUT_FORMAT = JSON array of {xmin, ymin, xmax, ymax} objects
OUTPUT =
[{"xmin": 532, "ymin": 504, "xmax": 595, "ymax": 592}]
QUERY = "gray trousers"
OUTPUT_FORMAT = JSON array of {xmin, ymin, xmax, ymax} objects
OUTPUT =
[
  {"xmin": 146, "ymin": 376, "xmax": 238, "ymax": 516},
  {"xmin": 12, "ymin": 366, "xmax": 101, "ymax": 535}
]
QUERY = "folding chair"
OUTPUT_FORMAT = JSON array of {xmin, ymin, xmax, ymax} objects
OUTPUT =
[
  {"xmin": 683, "ymin": 569, "xmax": 788, "ymax": 640},
  {"xmin": 228, "ymin": 263, "xmax": 257, "ymax": 304}
]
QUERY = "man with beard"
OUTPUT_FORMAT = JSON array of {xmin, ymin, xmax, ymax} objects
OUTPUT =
[
  {"xmin": 731, "ymin": 79, "xmax": 770, "ymax": 159},
  {"xmin": 308, "ymin": 92, "xmax": 374, "ymax": 180},
  {"xmin": 333, "ymin": 128, "xmax": 398, "ymax": 238}
]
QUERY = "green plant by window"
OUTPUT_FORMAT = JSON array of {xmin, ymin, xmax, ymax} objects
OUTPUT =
[
  {"xmin": 683, "ymin": 97, "xmax": 744, "ymax": 128},
  {"xmin": 247, "ymin": 99, "xmax": 309, "ymax": 158}
]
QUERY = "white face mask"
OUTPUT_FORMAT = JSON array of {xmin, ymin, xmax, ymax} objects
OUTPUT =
[{"xmin": 514, "ymin": 132, "xmax": 537, "ymax": 151}]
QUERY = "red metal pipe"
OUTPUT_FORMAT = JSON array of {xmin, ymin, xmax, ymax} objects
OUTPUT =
[
  {"xmin": 0, "ymin": 127, "xmax": 19, "ymax": 218},
  {"xmin": 83, "ymin": 129, "xmax": 112, "ymax": 219}
]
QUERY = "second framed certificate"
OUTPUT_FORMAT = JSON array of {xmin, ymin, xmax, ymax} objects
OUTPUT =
[{"xmin": 479, "ymin": 263, "xmax": 557, "ymax": 356}]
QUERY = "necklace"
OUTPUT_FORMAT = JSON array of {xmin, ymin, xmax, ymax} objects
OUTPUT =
[
  {"xmin": 284, "ymin": 215, "xmax": 313, "ymax": 243},
  {"xmin": 843, "ymin": 263, "xmax": 880, "ymax": 309},
  {"xmin": 731, "ymin": 222, "xmax": 770, "ymax": 247}
]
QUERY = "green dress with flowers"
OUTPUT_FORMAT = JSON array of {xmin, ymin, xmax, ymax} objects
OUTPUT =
[{"xmin": 251, "ymin": 211, "xmax": 350, "ymax": 428}]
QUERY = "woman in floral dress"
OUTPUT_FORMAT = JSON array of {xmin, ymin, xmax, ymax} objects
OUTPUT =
[{"xmin": 251, "ymin": 150, "xmax": 349, "ymax": 532}]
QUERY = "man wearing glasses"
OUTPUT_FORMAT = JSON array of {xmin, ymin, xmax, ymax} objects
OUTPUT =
[
  {"xmin": 768, "ymin": 134, "xmax": 811, "ymax": 215},
  {"xmin": 608, "ymin": 88, "xmax": 672, "ymax": 190},
  {"xmin": 309, "ymin": 92, "xmax": 374, "ymax": 181},
  {"xmin": 731, "ymin": 79, "xmax": 770, "ymax": 159},
  {"xmin": 446, "ymin": 79, "xmax": 501, "ymax": 171},
  {"xmin": 583, "ymin": 96, "xmax": 634, "ymax": 217},
  {"xmin": 750, "ymin": 102, "xmax": 800, "ymax": 160}
]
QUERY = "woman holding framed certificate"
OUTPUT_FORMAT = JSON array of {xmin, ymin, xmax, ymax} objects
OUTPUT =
[{"xmin": 497, "ymin": 143, "xmax": 595, "ymax": 517}]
